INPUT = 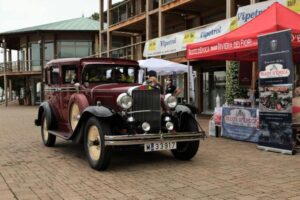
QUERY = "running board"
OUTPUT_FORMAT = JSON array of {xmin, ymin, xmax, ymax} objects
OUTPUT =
[{"xmin": 48, "ymin": 130, "xmax": 71, "ymax": 140}]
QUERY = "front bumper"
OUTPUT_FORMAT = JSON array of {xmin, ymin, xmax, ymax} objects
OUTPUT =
[{"xmin": 105, "ymin": 131, "xmax": 205, "ymax": 146}]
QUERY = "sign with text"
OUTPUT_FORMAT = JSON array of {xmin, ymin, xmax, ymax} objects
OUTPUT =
[
  {"xmin": 258, "ymin": 30, "xmax": 294, "ymax": 154},
  {"xmin": 222, "ymin": 107, "xmax": 259, "ymax": 143}
]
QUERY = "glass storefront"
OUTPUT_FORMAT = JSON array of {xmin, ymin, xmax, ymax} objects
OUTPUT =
[
  {"xmin": 30, "ymin": 43, "xmax": 41, "ymax": 71},
  {"xmin": 202, "ymin": 67, "xmax": 226, "ymax": 114},
  {"xmin": 44, "ymin": 42, "xmax": 54, "ymax": 63},
  {"xmin": 57, "ymin": 41, "xmax": 92, "ymax": 58}
]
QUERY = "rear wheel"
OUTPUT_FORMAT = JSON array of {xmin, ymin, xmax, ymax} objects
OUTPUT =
[
  {"xmin": 41, "ymin": 113, "xmax": 56, "ymax": 147},
  {"xmin": 171, "ymin": 115, "xmax": 199, "ymax": 160},
  {"xmin": 84, "ymin": 117, "xmax": 112, "ymax": 170},
  {"xmin": 70, "ymin": 103, "xmax": 80, "ymax": 131}
]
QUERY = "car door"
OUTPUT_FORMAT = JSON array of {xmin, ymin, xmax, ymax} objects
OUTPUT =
[
  {"xmin": 47, "ymin": 65, "xmax": 62, "ymax": 125},
  {"xmin": 60, "ymin": 64, "xmax": 78, "ymax": 130}
]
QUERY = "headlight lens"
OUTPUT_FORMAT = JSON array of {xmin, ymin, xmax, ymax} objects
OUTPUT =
[
  {"xmin": 116, "ymin": 93, "xmax": 133, "ymax": 109},
  {"xmin": 164, "ymin": 94, "xmax": 177, "ymax": 109}
]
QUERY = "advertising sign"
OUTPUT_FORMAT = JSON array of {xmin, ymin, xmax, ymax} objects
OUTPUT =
[
  {"xmin": 258, "ymin": 30, "xmax": 294, "ymax": 85},
  {"xmin": 143, "ymin": 18, "xmax": 232, "ymax": 57},
  {"xmin": 258, "ymin": 30, "xmax": 294, "ymax": 154},
  {"xmin": 221, "ymin": 107, "xmax": 259, "ymax": 143}
]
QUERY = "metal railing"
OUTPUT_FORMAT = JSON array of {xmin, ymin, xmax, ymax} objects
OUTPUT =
[
  {"xmin": 0, "ymin": 60, "xmax": 42, "ymax": 74},
  {"xmin": 162, "ymin": 0, "xmax": 176, "ymax": 5},
  {"xmin": 110, "ymin": 0, "xmax": 137, "ymax": 26},
  {"xmin": 100, "ymin": 41, "xmax": 145, "ymax": 60}
]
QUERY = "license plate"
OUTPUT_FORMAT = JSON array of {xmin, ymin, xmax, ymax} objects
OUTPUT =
[{"xmin": 144, "ymin": 141, "xmax": 177, "ymax": 152}]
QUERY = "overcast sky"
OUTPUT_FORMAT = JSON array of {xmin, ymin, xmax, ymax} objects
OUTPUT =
[{"xmin": 0, "ymin": 0, "xmax": 122, "ymax": 62}]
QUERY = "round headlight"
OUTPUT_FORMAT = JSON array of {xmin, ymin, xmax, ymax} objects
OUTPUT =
[
  {"xmin": 142, "ymin": 122, "xmax": 151, "ymax": 132},
  {"xmin": 166, "ymin": 122, "xmax": 174, "ymax": 131},
  {"xmin": 116, "ymin": 93, "xmax": 133, "ymax": 110},
  {"xmin": 164, "ymin": 94, "xmax": 177, "ymax": 109}
]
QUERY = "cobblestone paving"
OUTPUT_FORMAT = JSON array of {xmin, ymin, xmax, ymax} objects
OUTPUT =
[{"xmin": 0, "ymin": 104, "xmax": 300, "ymax": 200}]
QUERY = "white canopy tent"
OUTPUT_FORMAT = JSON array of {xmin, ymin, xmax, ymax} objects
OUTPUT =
[
  {"xmin": 138, "ymin": 58, "xmax": 188, "ymax": 75},
  {"xmin": 138, "ymin": 58, "xmax": 195, "ymax": 103}
]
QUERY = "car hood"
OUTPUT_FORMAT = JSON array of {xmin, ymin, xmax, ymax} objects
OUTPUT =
[{"xmin": 90, "ymin": 83, "xmax": 141, "ymax": 93}]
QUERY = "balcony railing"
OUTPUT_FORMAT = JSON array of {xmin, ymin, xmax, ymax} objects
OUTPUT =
[
  {"xmin": 110, "ymin": 0, "xmax": 143, "ymax": 26},
  {"xmin": 162, "ymin": 0, "xmax": 176, "ymax": 5},
  {"xmin": 0, "ymin": 60, "xmax": 42, "ymax": 75}
]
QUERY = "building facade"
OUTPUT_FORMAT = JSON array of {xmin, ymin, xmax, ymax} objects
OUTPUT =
[
  {"xmin": 99, "ymin": 0, "xmax": 269, "ymax": 114},
  {"xmin": 0, "ymin": 17, "xmax": 99, "ymax": 105}
]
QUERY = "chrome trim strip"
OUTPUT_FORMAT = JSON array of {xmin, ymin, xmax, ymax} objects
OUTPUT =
[
  {"xmin": 127, "ymin": 110, "xmax": 160, "ymax": 114},
  {"xmin": 104, "ymin": 132, "xmax": 204, "ymax": 146}
]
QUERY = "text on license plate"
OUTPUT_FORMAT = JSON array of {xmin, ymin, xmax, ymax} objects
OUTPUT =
[{"xmin": 144, "ymin": 141, "xmax": 177, "ymax": 152}]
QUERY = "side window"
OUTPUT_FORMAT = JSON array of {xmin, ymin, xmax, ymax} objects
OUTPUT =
[
  {"xmin": 62, "ymin": 65, "xmax": 77, "ymax": 84},
  {"xmin": 50, "ymin": 67, "xmax": 60, "ymax": 85}
]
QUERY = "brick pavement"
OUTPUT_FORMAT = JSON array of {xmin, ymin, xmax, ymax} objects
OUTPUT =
[{"xmin": 0, "ymin": 103, "xmax": 300, "ymax": 200}]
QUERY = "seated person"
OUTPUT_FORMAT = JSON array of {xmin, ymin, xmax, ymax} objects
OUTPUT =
[
  {"xmin": 110, "ymin": 69, "xmax": 123, "ymax": 82},
  {"xmin": 88, "ymin": 68, "xmax": 105, "ymax": 82}
]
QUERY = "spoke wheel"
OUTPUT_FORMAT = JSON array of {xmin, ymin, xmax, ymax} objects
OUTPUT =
[
  {"xmin": 41, "ymin": 113, "xmax": 56, "ymax": 147},
  {"xmin": 87, "ymin": 125, "xmax": 101, "ymax": 161},
  {"xmin": 84, "ymin": 117, "xmax": 112, "ymax": 170},
  {"xmin": 70, "ymin": 103, "xmax": 80, "ymax": 131}
]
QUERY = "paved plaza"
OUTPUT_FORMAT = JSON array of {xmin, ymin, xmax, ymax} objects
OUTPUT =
[{"xmin": 0, "ymin": 104, "xmax": 300, "ymax": 200}]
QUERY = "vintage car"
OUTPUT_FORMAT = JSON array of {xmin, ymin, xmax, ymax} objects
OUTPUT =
[{"xmin": 35, "ymin": 57, "xmax": 205, "ymax": 170}]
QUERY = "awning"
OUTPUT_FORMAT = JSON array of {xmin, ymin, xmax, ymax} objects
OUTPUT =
[
  {"xmin": 186, "ymin": 3, "xmax": 300, "ymax": 62},
  {"xmin": 138, "ymin": 58, "xmax": 188, "ymax": 75}
]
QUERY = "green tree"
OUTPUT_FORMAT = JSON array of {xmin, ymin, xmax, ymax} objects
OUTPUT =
[
  {"xmin": 90, "ymin": 12, "xmax": 99, "ymax": 21},
  {"xmin": 225, "ymin": 61, "xmax": 240, "ymax": 105}
]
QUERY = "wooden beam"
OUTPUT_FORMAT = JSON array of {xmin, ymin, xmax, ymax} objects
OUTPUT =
[{"xmin": 160, "ymin": 0, "xmax": 192, "ymax": 12}]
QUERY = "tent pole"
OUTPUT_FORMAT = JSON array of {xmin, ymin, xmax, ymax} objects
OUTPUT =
[{"xmin": 187, "ymin": 60, "xmax": 190, "ymax": 104}]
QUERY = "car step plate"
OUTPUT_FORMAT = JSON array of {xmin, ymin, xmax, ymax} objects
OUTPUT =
[{"xmin": 144, "ymin": 141, "xmax": 177, "ymax": 152}]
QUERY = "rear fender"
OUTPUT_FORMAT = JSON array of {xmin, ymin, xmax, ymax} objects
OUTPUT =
[
  {"xmin": 71, "ymin": 106, "xmax": 114, "ymax": 143},
  {"xmin": 35, "ymin": 102, "xmax": 56, "ymax": 130}
]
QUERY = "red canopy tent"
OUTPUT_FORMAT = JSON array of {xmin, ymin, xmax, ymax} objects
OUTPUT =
[{"xmin": 186, "ymin": 2, "xmax": 300, "ymax": 62}]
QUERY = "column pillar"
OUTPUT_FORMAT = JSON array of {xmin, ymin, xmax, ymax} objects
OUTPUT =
[
  {"xmin": 99, "ymin": 0, "xmax": 104, "ymax": 56},
  {"xmin": 8, "ymin": 49, "xmax": 12, "ymax": 71},
  {"xmin": 2, "ymin": 38, "xmax": 8, "ymax": 107},
  {"xmin": 146, "ymin": 0, "xmax": 152, "ymax": 41},
  {"xmin": 9, "ymin": 79, "xmax": 12, "ymax": 101},
  {"xmin": 106, "ymin": 0, "xmax": 112, "ymax": 57},
  {"xmin": 158, "ymin": 0, "xmax": 165, "ymax": 37},
  {"xmin": 226, "ymin": 0, "xmax": 236, "ymax": 19}
]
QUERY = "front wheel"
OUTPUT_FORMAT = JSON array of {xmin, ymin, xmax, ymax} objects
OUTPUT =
[
  {"xmin": 84, "ymin": 117, "xmax": 112, "ymax": 170},
  {"xmin": 171, "ymin": 141, "xmax": 199, "ymax": 160},
  {"xmin": 171, "ymin": 114, "xmax": 200, "ymax": 160}
]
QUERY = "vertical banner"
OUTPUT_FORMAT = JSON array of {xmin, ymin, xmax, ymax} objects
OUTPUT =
[{"xmin": 258, "ymin": 30, "xmax": 294, "ymax": 154}]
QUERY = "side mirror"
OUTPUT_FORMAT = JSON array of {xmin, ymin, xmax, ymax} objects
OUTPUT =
[{"xmin": 74, "ymin": 83, "xmax": 80, "ymax": 92}]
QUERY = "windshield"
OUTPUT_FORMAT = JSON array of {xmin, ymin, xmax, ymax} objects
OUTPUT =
[{"xmin": 83, "ymin": 64, "xmax": 138, "ymax": 83}]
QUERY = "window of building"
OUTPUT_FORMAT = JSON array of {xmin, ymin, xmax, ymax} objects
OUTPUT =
[
  {"xmin": 30, "ymin": 43, "xmax": 41, "ymax": 68},
  {"xmin": 45, "ymin": 42, "xmax": 54, "ymax": 63},
  {"xmin": 57, "ymin": 41, "xmax": 92, "ymax": 58}
]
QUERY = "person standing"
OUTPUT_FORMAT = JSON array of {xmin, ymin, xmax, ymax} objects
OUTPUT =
[{"xmin": 165, "ymin": 78, "xmax": 181, "ymax": 97}]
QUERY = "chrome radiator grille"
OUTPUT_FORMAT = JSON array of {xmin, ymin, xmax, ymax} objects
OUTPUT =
[{"xmin": 131, "ymin": 89, "xmax": 161, "ymax": 133}]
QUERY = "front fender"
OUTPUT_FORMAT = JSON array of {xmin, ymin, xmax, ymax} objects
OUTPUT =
[
  {"xmin": 174, "ymin": 105, "xmax": 196, "ymax": 130},
  {"xmin": 70, "ymin": 106, "xmax": 114, "ymax": 143}
]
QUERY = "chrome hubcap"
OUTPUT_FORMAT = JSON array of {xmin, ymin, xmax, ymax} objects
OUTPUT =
[
  {"xmin": 70, "ymin": 103, "xmax": 80, "ymax": 130},
  {"xmin": 87, "ymin": 125, "xmax": 101, "ymax": 161},
  {"xmin": 43, "ymin": 117, "xmax": 49, "ymax": 141}
]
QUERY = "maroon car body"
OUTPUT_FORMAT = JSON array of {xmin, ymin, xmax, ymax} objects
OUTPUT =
[{"xmin": 35, "ymin": 57, "xmax": 204, "ymax": 170}]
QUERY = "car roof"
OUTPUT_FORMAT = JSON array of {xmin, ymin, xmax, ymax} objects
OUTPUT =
[{"xmin": 46, "ymin": 57, "xmax": 139, "ymax": 67}]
